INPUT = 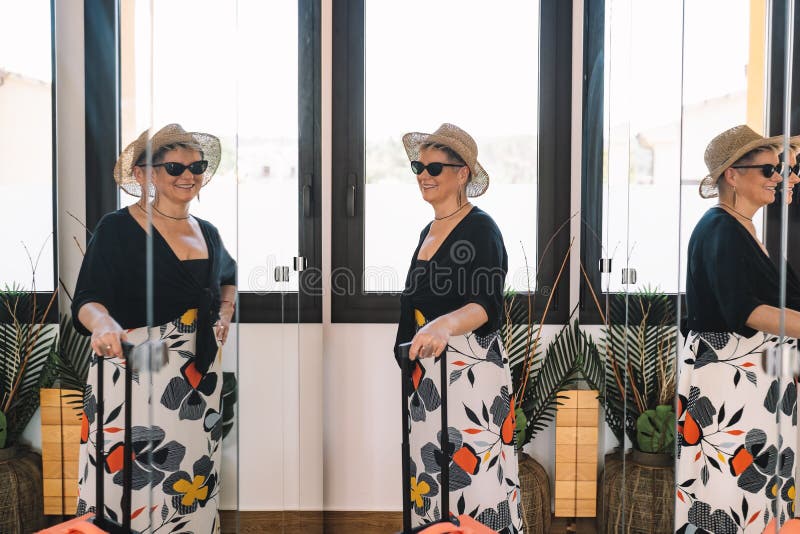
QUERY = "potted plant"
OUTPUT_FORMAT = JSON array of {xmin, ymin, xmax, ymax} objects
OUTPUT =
[
  {"xmin": 0, "ymin": 283, "xmax": 59, "ymax": 532},
  {"xmin": 597, "ymin": 287, "xmax": 677, "ymax": 534},
  {"xmin": 505, "ymin": 240, "xmax": 604, "ymax": 533}
]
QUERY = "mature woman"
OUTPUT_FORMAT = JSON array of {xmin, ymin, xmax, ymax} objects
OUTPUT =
[
  {"xmin": 676, "ymin": 125, "xmax": 800, "ymax": 532},
  {"xmin": 72, "ymin": 124, "xmax": 236, "ymax": 532},
  {"xmin": 394, "ymin": 123, "xmax": 522, "ymax": 533}
]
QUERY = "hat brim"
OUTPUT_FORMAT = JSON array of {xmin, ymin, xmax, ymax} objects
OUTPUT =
[
  {"xmin": 402, "ymin": 131, "xmax": 489, "ymax": 197},
  {"xmin": 699, "ymin": 134, "xmax": 800, "ymax": 199},
  {"xmin": 114, "ymin": 129, "xmax": 222, "ymax": 198}
]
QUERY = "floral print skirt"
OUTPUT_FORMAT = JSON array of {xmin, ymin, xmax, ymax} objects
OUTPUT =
[
  {"xmin": 407, "ymin": 325, "xmax": 523, "ymax": 533},
  {"xmin": 76, "ymin": 309, "xmax": 223, "ymax": 534},
  {"xmin": 676, "ymin": 330, "xmax": 797, "ymax": 533}
]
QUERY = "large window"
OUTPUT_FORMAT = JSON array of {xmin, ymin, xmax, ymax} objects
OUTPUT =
[
  {"xmin": 0, "ymin": 0, "xmax": 54, "ymax": 292},
  {"xmin": 581, "ymin": 0, "xmax": 773, "ymax": 320},
  {"xmin": 332, "ymin": 0, "xmax": 572, "ymax": 323},
  {"xmin": 85, "ymin": 0, "xmax": 321, "ymax": 322}
]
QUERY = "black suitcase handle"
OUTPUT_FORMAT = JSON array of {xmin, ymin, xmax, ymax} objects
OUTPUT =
[
  {"xmin": 399, "ymin": 342, "xmax": 450, "ymax": 533},
  {"xmin": 93, "ymin": 340, "xmax": 136, "ymax": 533}
]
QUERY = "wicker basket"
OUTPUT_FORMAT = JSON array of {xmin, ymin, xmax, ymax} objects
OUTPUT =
[
  {"xmin": 518, "ymin": 453, "xmax": 552, "ymax": 534},
  {"xmin": 0, "ymin": 445, "xmax": 45, "ymax": 533},
  {"xmin": 602, "ymin": 451, "xmax": 674, "ymax": 534}
]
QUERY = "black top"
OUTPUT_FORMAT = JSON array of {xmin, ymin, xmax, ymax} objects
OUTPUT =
[
  {"xmin": 394, "ymin": 206, "xmax": 508, "ymax": 358},
  {"xmin": 685, "ymin": 207, "xmax": 800, "ymax": 337},
  {"xmin": 72, "ymin": 208, "xmax": 236, "ymax": 375}
]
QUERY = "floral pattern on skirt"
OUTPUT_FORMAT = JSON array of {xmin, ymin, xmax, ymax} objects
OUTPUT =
[
  {"xmin": 675, "ymin": 330, "xmax": 797, "ymax": 533},
  {"xmin": 76, "ymin": 309, "xmax": 223, "ymax": 534},
  {"xmin": 407, "ymin": 313, "xmax": 523, "ymax": 533}
]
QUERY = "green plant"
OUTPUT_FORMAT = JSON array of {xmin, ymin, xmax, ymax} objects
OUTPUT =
[
  {"xmin": 51, "ymin": 313, "xmax": 92, "ymax": 391},
  {"xmin": 506, "ymin": 233, "xmax": 606, "ymax": 449},
  {"xmin": 510, "ymin": 313, "xmax": 603, "ymax": 449},
  {"xmin": 636, "ymin": 405, "xmax": 676, "ymax": 454},
  {"xmin": 601, "ymin": 287, "xmax": 677, "ymax": 453},
  {"xmin": 0, "ymin": 285, "xmax": 59, "ymax": 448}
]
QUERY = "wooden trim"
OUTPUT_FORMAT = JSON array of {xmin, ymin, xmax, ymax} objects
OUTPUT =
[
  {"xmin": 746, "ymin": 0, "xmax": 768, "ymax": 132},
  {"xmin": 219, "ymin": 510, "xmax": 401, "ymax": 534}
]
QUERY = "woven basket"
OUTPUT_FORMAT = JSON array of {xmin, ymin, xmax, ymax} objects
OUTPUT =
[
  {"xmin": 602, "ymin": 452, "xmax": 674, "ymax": 534},
  {"xmin": 518, "ymin": 453, "xmax": 551, "ymax": 534},
  {"xmin": 0, "ymin": 445, "xmax": 45, "ymax": 533}
]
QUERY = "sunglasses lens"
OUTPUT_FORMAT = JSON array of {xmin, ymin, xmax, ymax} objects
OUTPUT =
[
  {"xmin": 163, "ymin": 162, "xmax": 185, "ymax": 176},
  {"xmin": 188, "ymin": 161, "xmax": 209, "ymax": 175},
  {"xmin": 792, "ymin": 164, "xmax": 800, "ymax": 176},
  {"xmin": 410, "ymin": 161, "xmax": 424, "ymax": 175},
  {"xmin": 427, "ymin": 163, "xmax": 444, "ymax": 177}
]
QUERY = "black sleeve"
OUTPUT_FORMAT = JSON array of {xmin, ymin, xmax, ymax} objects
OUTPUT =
[
  {"xmin": 465, "ymin": 227, "xmax": 508, "ymax": 336},
  {"xmin": 704, "ymin": 224, "xmax": 766, "ymax": 334},
  {"xmin": 219, "ymin": 244, "xmax": 237, "ymax": 286},
  {"xmin": 202, "ymin": 219, "xmax": 237, "ymax": 286},
  {"xmin": 71, "ymin": 215, "xmax": 120, "ymax": 336}
]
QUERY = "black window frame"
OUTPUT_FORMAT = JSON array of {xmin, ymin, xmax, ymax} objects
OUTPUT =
[
  {"xmin": 765, "ymin": 0, "xmax": 800, "ymax": 264},
  {"xmin": 331, "ymin": 0, "xmax": 573, "ymax": 324},
  {"xmin": 580, "ymin": 0, "xmax": 798, "ymax": 324},
  {"xmin": 83, "ymin": 0, "xmax": 322, "ymax": 323}
]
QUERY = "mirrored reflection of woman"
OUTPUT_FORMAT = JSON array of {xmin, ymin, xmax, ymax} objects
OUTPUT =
[
  {"xmin": 676, "ymin": 126, "xmax": 800, "ymax": 532},
  {"xmin": 72, "ymin": 124, "xmax": 236, "ymax": 532},
  {"xmin": 394, "ymin": 124, "xmax": 522, "ymax": 533}
]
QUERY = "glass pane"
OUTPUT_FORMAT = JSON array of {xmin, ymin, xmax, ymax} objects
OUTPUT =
[
  {"xmin": 771, "ymin": 5, "xmax": 797, "ymax": 528},
  {"xmin": 0, "ymin": 0, "xmax": 54, "ymax": 290},
  {"xmin": 675, "ymin": 1, "xmax": 785, "ymax": 532},
  {"xmin": 601, "ymin": 0, "xmax": 633, "ymax": 531},
  {"xmin": 120, "ymin": 0, "xmax": 299, "ymax": 293},
  {"xmin": 364, "ymin": 0, "xmax": 539, "ymax": 293}
]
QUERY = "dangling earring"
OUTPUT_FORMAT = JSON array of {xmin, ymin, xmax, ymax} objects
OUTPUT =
[
  {"xmin": 457, "ymin": 188, "xmax": 463, "ymax": 208},
  {"xmin": 733, "ymin": 185, "xmax": 737, "ymax": 208}
]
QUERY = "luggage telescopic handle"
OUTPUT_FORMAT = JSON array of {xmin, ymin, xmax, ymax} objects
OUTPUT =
[
  {"xmin": 398, "ymin": 341, "xmax": 451, "ymax": 533},
  {"xmin": 399, "ymin": 342, "xmax": 413, "ymax": 533}
]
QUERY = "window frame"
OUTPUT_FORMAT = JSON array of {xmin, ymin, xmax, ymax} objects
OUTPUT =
[
  {"xmin": 331, "ymin": 0, "xmax": 573, "ymax": 324},
  {"xmin": 83, "ymin": 0, "xmax": 322, "ymax": 323},
  {"xmin": 765, "ymin": 0, "xmax": 800, "ymax": 265},
  {"xmin": 579, "ymin": 0, "xmax": 798, "ymax": 324}
]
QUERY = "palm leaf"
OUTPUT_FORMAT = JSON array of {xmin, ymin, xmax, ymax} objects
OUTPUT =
[
  {"xmin": 602, "ymin": 287, "xmax": 677, "ymax": 445},
  {"xmin": 518, "ymin": 319, "xmax": 599, "ymax": 444},
  {"xmin": 0, "ymin": 287, "xmax": 59, "ymax": 447},
  {"xmin": 52, "ymin": 313, "xmax": 92, "ymax": 391}
]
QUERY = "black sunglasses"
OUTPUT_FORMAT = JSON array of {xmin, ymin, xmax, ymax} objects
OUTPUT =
[
  {"xmin": 731, "ymin": 162, "xmax": 785, "ymax": 178},
  {"xmin": 139, "ymin": 160, "xmax": 209, "ymax": 177},
  {"xmin": 790, "ymin": 162, "xmax": 800, "ymax": 176},
  {"xmin": 410, "ymin": 160, "xmax": 464, "ymax": 177}
]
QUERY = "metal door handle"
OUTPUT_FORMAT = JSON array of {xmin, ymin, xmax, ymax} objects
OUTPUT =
[
  {"xmin": 303, "ymin": 184, "xmax": 312, "ymax": 217},
  {"xmin": 346, "ymin": 183, "xmax": 356, "ymax": 217}
]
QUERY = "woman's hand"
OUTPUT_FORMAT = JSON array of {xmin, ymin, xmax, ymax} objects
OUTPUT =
[
  {"xmin": 90, "ymin": 315, "xmax": 128, "ymax": 358},
  {"xmin": 409, "ymin": 318, "xmax": 452, "ymax": 360},
  {"xmin": 215, "ymin": 301, "xmax": 235, "ymax": 345}
]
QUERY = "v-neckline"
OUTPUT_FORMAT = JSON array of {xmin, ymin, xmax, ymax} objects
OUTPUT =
[
  {"xmin": 711, "ymin": 206, "xmax": 770, "ymax": 260},
  {"xmin": 416, "ymin": 205, "xmax": 477, "ymax": 262},
  {"xmin": 125, "ymin": 207, "xmax": 213, "ymax": 285}
]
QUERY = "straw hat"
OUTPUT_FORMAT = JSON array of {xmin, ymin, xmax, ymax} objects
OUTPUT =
[
  {"xmin": 699, "ymin": 125, "xmax": 799, "ymax": 199},
  {"xmin": 113, "ymin": 123, "xmax": 221, "ymax": 197},
  {"xmin": 402, "ymin": 123, "xmax": 489, "ymax": 197}
]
